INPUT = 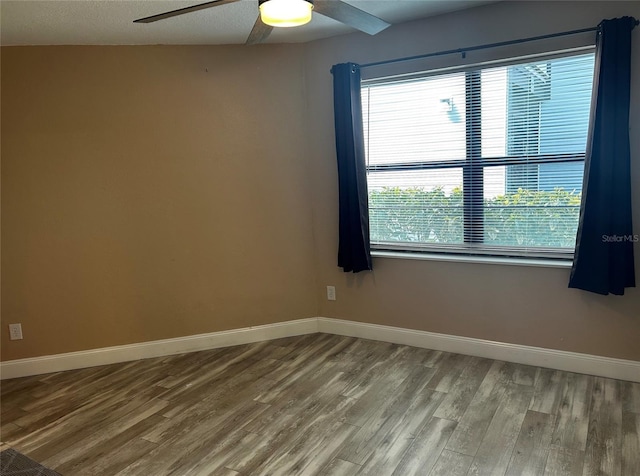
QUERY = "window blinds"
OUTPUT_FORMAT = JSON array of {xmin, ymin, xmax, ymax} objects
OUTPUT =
[{"xmin": 362, "ymin": 51, "xmax": 595, "ymax": 258}]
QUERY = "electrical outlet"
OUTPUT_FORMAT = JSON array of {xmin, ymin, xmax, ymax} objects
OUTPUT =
[
  {"xmin": 327, "ymin": 286, "xmax": 336, "ymax": 301},
  {"xmin": 9, "ymin": 323, "xmax": 23, "ymax": 340}
]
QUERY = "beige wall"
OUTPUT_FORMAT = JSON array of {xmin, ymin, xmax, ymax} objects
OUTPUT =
[
  {"xmin": 2, "ymin": 1, "xmax": 639, "ymax": 363},
  {"xmin": 305, "ymin": 1, "xmax": 640, "ymax": 361},
  {"xmin": 1, "ymin": 45, "xmax": 317, "ymax": 360}
]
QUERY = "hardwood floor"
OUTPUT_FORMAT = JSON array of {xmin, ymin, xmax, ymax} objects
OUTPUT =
[{"xmin": 1, "ymin": 333, "xmax": 639, "ymax": 475}]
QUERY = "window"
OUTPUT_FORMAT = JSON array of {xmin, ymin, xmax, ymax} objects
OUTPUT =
[{"xmin": 362, "ymin": 50, "xmax": 595, "ymax": 260}]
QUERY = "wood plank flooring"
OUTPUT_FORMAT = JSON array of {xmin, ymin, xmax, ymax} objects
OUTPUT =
[{"xmin": 1, "ymin": 333, "xmax": 639, "ymax": 475}]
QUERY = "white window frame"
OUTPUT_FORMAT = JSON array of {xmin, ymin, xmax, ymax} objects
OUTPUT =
[{"xmin": 362, "ymin": 47, "xmax": 596, "ymax": 264}]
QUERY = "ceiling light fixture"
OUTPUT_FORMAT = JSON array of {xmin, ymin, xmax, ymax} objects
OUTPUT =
[{"xmin": 259, "ymin": 0, "xmax": 313, "ymax": 28}]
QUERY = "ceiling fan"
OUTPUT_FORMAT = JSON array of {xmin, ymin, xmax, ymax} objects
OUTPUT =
[{"xmin": 133, "ymin": 0, "xmax": 391, "ymax": 45}]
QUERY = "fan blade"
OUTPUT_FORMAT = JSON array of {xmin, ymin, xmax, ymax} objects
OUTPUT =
[
  {"xmin": 246, "ymin": 15, "xmax": 274, "ymax": 44},
  {"xmin": 313, "ymin": 0, "xmax": 390, "ymax": 35},
  {"xmin": 133, "ymin": 0, "xmax": 240, "ymax": 23}
]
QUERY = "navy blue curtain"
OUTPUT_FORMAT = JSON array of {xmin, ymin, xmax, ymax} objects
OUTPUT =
[
  {"xmin": 331, "ymin": 62, "xmax": 372, "ymax": 272},
  {"xmin": 569, "ymin": 17, "xmax": 638, "ymax": 295}
]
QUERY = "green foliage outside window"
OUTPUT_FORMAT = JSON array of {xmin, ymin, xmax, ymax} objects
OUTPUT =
[{"xmin": 368, "ymin": 187, "xmax": 581, "ymax": 248}]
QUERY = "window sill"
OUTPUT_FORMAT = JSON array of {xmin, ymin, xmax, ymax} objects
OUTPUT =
[{"xmin": 371, "ymin": 250, "xmax": 573, "ymax": 269}]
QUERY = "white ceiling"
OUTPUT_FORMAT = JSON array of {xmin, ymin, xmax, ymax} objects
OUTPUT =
[{"xmin": 0, "ymin": 0, "xmax": 497, "ymax": 46}]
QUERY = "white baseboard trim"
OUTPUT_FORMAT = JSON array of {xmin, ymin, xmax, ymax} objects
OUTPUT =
[
  {"xmin": 2, "ymin": 317, "xmax": 638, "ymax": 383},
  {"xmin": 0, "ymin": 318, "xmax": 319, "ymax": 380},
  {"xmin": 317, "ymin": 317, "xmax": 640, "ymax": 383}
]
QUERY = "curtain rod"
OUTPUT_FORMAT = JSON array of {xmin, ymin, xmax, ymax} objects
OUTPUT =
[{"xmin": 360, "ymin": 19, "xmax": 639, "ymax": 70}]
